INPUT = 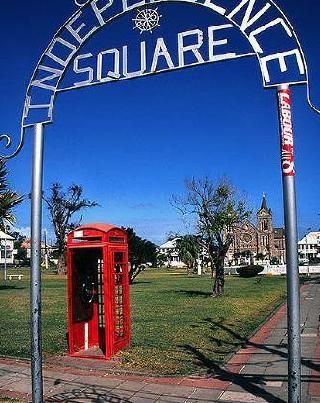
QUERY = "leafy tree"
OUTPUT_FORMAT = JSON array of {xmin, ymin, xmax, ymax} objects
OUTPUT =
[
  {"xmin": 124, "ymin": 227, "xmax": 157, "ymax": 284},
  {"xmin": 156, "ymin": 252, "xmax": 168, "ymax": 268},
  {"xmin": 172, "ymin": 177, "xmax": 251, "ymax": 296},
  {"xmin": 175, "ymin": 235, "xmax": 200, "ymax": 274},
  {"xmin": 0, "ymin": 161, "xmax": 23, "ymax": 231},
  {"xmin": 44, "ymin": 183, "xmax": 98, "ymax": 274},
  {"xmin": 10, "ymin": 231, "xmax": 28, "ymax": 264}
]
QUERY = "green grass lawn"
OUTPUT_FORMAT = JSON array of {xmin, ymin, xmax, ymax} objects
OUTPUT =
[{"xmin": 0, "ymin": 269, "xmax": 286, "ymax": 375}]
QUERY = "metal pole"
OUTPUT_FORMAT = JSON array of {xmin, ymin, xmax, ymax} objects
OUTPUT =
[
  {"xmin": 4, "ymin": 238, "xmax": 7, "ymax": 281},
  {"xmin": 277, "ymin": 84, "xmax": 301, "ymax": 402},
  {"xmin": 30, "ymin": 123, "xmax": 44, "ymax": 403},
  {"xmin": 305, "ymin": 234, "xmax": 310, "ymax": 277},
  {"xmin": 44, "ymin": 230, "xmax": 49, "ymax": 271}
]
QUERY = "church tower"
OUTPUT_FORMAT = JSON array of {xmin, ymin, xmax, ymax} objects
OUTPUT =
[{"xmin": 257, "ymin": 194, "xmax": 274, "ymax": 258}]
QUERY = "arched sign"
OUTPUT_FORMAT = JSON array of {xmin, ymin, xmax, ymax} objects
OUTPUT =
[
  {"xmin": 0, "ymin": 0, "xmax": 319, "ymax": 158},
  {"xmin": 0, "ymin": 1, "xmax": 317, "ymax": 402}
]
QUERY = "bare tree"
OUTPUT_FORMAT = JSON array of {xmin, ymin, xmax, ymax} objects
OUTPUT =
[
  {"xmin": 172, "ymin": 177, "xmax": 251, "ymax": 296},
  {"xmin": 44, "ymin": 183, "xmax": 98, "ymax": 274}
]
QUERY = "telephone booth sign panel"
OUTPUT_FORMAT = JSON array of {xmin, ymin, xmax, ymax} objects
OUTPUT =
[{"xmin": 67, "ymin": 223, "xmax": 130, "ymax": 359}]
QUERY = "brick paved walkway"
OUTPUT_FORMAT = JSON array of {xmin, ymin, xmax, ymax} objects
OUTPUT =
[{"xmin": 0, "ymin": 279, "xmax": 319, "ymax": 402}]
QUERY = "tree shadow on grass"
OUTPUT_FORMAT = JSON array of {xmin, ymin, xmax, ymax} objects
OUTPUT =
[
  {"xmin": 174, "ymin": 290, "xmax": 212, "ymax": 298},
  {"xmin": 0, "ymin": 285, "xmax": 25, "ymax": 291},
  {"xmin": 131, "ymin": 281, "xmax": 152, "ymax": 285}
]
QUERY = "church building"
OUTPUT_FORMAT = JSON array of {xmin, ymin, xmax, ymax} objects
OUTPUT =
[{"xmin": 226, "ymin": 195, "xmax": 286, "ymax": 265}]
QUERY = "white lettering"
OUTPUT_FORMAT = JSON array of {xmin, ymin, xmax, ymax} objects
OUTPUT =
[
  {"xmin": 261, "ymin": 49, "xmax": 305, "ymax": 83},
  {"xmin": 202, "ymin": 0, "xmax": 226, "ymax": 15},
  {"xmin": 123, "ymin": 42, "xmax": 146, "ymax": 78},
  {"xmin": 66, "ymin": 11, "xmax": 99, "ymax": 43},
  {"xmin": 122, "ymin": 0, "xmax": 145, "ymax": 12},
  {"xmin": 228, "ymin": 0, "xmax": 271, "ymax": 31},
  {"xmin": 249, "ymin": 18, "xmax": 292, "ymax": 53},
  {"xmin": 97, "ymin": 49, "xmax": 120, "ymax": 81},
  {"xmin": 45, "ymin": 37, "xmax": 77, "ymax": 67},
  {"xmin": 24, "ymin": 95, "xmax": 54, "ymax": 120},
  {"xmin": 151, "ymin": 38, "xmax": 175, "ymax": 72},
  {"xmin": 91, "ymin": 0, "xmax": 113, "ymax": 26},
  {"xmin": 73, "ymin": 53, "xmax": 94, "ymax": 86},
  {"xmin": 208, "ymin": 24, "xmax": 237, "ymax": 62},
  {"xmin": 178, "ymin": 29, "xmax": 204, "ymax": 67},
  {"xmin": 31, "ymin": 65, "xmax": 63, "ymax": 91}
]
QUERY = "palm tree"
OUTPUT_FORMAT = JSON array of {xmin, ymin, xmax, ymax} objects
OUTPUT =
[
  {"xmin": 0, "ymin": 160, "xmax": 23, "ymax": 231},
  {"xmin": 176, "ymin": 235, "xmax": 200, "ymax": 274}
]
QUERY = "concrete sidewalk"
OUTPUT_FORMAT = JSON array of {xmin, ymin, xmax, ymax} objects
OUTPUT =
[{"xmin": 0, "ymin": 280, "xmax": 319, "ymax": 402}]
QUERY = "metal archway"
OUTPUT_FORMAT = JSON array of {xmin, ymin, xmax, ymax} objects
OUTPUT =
[{"xmin": 1, "ymin": 1, "xmax": 318, "ymax": 402}]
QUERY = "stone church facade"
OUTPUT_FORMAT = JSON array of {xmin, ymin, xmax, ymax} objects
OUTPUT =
[{"xmin": 226, "ymin": 195, "xmax": 286, "ymax": 265}]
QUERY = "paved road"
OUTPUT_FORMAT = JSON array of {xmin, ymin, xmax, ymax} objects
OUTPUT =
[{"xmin": 0, "ymin": 279, "xmax": 319, "ymax": 402}]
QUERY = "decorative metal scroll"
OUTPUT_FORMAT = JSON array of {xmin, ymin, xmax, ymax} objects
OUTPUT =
[{"xmin": 1, "ymin": 0, "xmax": 319, "ymax": 158}]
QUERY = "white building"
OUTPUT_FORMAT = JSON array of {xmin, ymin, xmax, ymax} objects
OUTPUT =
[
  {"xmin": 298, "ymin": 232, "xmax": 320, "ymax": 263},
  {"xmin": 158, "ymin": 238, "xmax": 186, "ymax": 268},
  {"xmin": 0, "ymin": 231, "xmax": 15, "ymax": 265},
  {"xmin": 21, "ymin": 239, "xmax": 55, "ymax": 261}
]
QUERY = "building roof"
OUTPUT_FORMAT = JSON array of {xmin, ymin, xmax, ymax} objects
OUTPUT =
[
  {"xmin": 258, "ymin": 194, "xmax": 272, "ymax": 215},
  {"xmin": 159, "ymin": 238, "xmax": 179, "ymax": 249},
  {"xmin": 260, "ymin": 194, "xmax": 268, "ymax": 210},
  {"xmin": 0, "ymin": 230, "xmax": 14, "ymax": 240},
  {"xmin": 298, "ymin": 231, "xmax": 320, "ymax": 245}
]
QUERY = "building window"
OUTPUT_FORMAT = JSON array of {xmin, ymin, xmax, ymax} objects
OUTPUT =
[{"xmin": 1, "ymin": 250, "xmax": 12, "ymax": 259}]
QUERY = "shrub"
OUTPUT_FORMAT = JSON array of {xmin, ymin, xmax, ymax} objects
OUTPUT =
[{"xmin": 236, "ymin": 265, "xmax": 264, "ymax": 278}]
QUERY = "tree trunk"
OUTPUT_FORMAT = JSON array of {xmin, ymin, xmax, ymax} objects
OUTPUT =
[
  {"xmin": 210, "ymin": 261, "xmax": 215, "ymax": 278},
  {"xmin": 57, "ymin": 254, "xmax": 66, "ymax": 275},
  {"xmin": 212, "ymin": 256, "xmax": 225, "ymax": 296}
]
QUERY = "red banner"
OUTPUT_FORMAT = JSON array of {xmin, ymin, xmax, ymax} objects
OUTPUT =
[{"xmin": 278, "ymin": 88, "xmax": 295, "ymax": 177}]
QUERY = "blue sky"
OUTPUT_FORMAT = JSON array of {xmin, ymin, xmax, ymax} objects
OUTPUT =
[{"xmin": 1, "ymin": 0, "xmax": 320, "ymax": 244}]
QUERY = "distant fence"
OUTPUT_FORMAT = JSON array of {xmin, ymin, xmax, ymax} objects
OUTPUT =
[
  {"xmin": 261, "ymin": 265, "xmax": 320, "ymax": 276},
  {"xmin": 224, "ymin": 265, "xmax": 320, "ymax": 276}
]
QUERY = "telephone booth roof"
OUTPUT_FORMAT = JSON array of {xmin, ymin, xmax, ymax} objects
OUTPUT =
[
  {"xmin": 68, "ymin": 223, "xmax": 127, "ymax": 247},
  {"xmin": 75, "ymin": 223, "xmax": 120, "ymax": 233}
]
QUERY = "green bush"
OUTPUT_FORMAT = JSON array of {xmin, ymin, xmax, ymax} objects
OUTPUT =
[{"xmin": 237, "ymin": 265, "xmax": 264, "ymax": 278}]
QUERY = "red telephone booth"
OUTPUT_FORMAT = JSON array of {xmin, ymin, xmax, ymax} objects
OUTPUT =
[{"xmin": 67, "ymin": 223, "xmax": 130, "ymax": 359}]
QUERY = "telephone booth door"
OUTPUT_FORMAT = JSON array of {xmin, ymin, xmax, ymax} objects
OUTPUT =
[
  {"xmin": 67, "ymin": 224, "xmax": 130, "ymax": 360},
  {"xmin": 107, "ymin": 246, "xmax": 130, "ymax": 356},
  {"xmin": 68, "ymin": 247, "xmax": 106, "ymax": 358}
]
